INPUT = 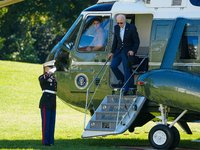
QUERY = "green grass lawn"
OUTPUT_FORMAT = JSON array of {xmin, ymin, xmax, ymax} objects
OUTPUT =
[{"xmin": 0, "ymin": 60, "xmax": 200, "ymax": 150}]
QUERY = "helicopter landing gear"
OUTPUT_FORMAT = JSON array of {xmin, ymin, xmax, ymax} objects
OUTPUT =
[
  {"xmin": 170, "ymin": 126, "xmax": 180, "ymax": 149},
  {"xmin": 149, "ymin": 124, "xmax": 174, "ymax": 149},
  {"xmin": 148, "ymin": 104, "xmax": 187, "ymax": 149}
]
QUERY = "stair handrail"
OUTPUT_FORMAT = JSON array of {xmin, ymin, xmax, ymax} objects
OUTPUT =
[
  {"xmin": 84, "ymin": 58, "xmax": 110, "ymax": 129},
  {"xmin": 115, "ymin": 55, "xmax": 148, "ymax": 129}
]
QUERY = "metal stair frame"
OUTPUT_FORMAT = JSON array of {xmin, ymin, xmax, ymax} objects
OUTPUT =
[
  {"xmin": 82, "ymin": 95, "xmax": 146, "ymax": 138},
  {"xmin": 116, "ymin": 54, "xmax": 148, "ymax": 129},
  {"xmin": 82, "ymin": 55, "xmax": 149, "ymax": 138},
  {"xmin": 84, "ymin": 58, "xmax": 110, "ymax": 129}
]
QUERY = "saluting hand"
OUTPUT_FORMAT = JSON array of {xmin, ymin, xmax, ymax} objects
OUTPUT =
[{"xmin": 48, "ymin": 67, "xmax": 56, "ymax": 73}]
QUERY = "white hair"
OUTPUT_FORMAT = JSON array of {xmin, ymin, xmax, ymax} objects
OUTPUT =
[{"xmin": 116, "ymin": 14, "xmax": 126, "ymax": 20}]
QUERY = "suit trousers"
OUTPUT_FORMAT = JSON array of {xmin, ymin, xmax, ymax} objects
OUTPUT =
[
  {"xmin": 40, "ymin": 107, "xmax": 56, "ymax": 145},
  {"xmin": 111, "ymin": 50, "xmax": 131, "ymax": 92}
]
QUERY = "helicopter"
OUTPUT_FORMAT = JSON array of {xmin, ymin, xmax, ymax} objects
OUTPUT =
[{"xmin": 45, "ymin": 0, "xmax": 200, "ymax": 149}]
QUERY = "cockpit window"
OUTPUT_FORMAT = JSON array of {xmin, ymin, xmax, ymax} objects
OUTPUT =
[
  {"xmin": 62, "ymin": 15, "xmax": 83, "ymax": 51},
  {"xmin": 190, "ymin": 0, "xmax": 200, "ymax": 6},
  {"xmin": 78, "ymin": 15, "xmax": 110, "ymax": 52},
  {"xmin": 45, "ymin": 44, "xmax": 59, "ymax": 62}
]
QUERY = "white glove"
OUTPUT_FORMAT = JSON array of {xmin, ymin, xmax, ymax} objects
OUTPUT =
[{"xmin": 48, "ymin": 67, "xmax": 56, "ymax": 73}]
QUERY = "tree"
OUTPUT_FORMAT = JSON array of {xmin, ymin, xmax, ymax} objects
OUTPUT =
[{"xmin": 0, "ymin": 0, "xmax": 97, "ymax": 63}]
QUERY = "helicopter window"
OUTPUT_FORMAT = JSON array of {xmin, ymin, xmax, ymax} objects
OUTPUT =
[
  {"xmin": 63, "ymin": 15, "xmax": 83, "ymax": 51},
  {"xmin": 190, "ymin": 0, "xmax": 200, "ymax": 6},
  {"xmin": 142, "ymin": 0, "xmax": 151, "ymax": 4},
  {"xmin": 180, "ymin": 36, "xmax": 198, "ymax": 59},
  {"xmin": 126, "ymin": 15, "xmax": 135, "ymax": 25},
  {"xmin": 172, "ymin": 0, "xmax": 182, "ymax": 5},
  {"xmin": 78, "ymin": 16, "xmax": 110, "ymax": 52}
]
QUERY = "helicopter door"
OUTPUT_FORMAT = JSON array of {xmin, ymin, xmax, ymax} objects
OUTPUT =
[
  {"xmin": 110, "ymin": 14, "xmax": 153, "ymax": 89},
  {"xmin": 70, "ymin": 14, "xmax": 111, "ymax": 92}
]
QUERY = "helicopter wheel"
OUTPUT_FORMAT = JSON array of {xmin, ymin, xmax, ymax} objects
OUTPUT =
[
  {"xmin": 169, "ymin": 126, "xmax": 180, "ymax": 149},
  {"xmin": 149, "ymin": 124, "xmax": 174, "ymax": 149}
]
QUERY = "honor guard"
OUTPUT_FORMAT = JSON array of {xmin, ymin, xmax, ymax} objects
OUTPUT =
[{"xmin": 39, "ymin": 60, "xmax": 57, "ymax": 146}]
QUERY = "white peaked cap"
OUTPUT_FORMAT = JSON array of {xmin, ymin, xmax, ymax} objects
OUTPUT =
[{"xmin": 43, "ymin": 60, "xmax": 56, "ymax": 67}]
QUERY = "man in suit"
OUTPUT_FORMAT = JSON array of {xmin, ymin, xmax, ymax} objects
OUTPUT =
[
  {"xmin": 108, "ymin": 14, "xmax": 140, "ymax": 96},
  {"xmin": 39, "ymin": 60, "xmax": 57, "ymax": 146}
]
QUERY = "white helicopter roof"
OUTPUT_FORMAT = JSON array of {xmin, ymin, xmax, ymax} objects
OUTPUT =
[
  {"xmin": 97, "ymin": 0, "xmax": 139, "ymax": 3},
  {"xmin": 95, "ymin": 0, "xmax": 200, "ymax": 19},
  {"xmin": 97, "ymin": 0, "xmax": 187, "ymax": 7}
]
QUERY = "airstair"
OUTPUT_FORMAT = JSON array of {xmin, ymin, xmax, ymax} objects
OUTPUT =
[
  {"xmin": 82, "ymin": 55, "xmax": 148, "ymax": 138},
  {"xmin": 82, "ymin": 95, "xmax": 146, "ymax": 138}
]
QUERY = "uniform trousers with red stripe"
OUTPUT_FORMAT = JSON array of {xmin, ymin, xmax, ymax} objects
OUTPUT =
[{"xmin": 40, "ymin": 107, "xmax": 56, "ymax": 145}]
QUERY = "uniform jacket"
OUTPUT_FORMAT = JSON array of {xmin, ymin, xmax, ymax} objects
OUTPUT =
[
  {"xmin": 111, "ymin": 23, "xmax": 140, "ymax": 57},
  {"xmin": 39, "ymin": 72, "xmax": 57, "ymax": 110}
]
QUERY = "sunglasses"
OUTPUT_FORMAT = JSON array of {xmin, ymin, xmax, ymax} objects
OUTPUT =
[{"xmin": 117, "ymin": 22, "xmax": 123, "ymax": 25}]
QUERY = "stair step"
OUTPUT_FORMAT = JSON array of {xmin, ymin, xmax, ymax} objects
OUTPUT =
[
  {"xmin": 96, "ymin": 112, "xmax": 125, "ymax": 120},
  {"xmin": 90, "ymin": 120, "xmax": 118, "ymax": 130},
  {"xmin": 84, "ymin": 128, "xmax": 115, "ymax": 131},
  {"xmin": 107, "ymin": 95, "xmax": 136, "ymax": 104},
  {"xmin": 101, "ymin": 104, "xmax": 131, "ymax": 112},
  {"xmin": 89, "ymin": 119, "xmax": 126, "ymax": 130},
  {"xmin": 90, "ymin": 119, "xmax": 118, "ymax": 122},
  {"xmin": 82, "ymin": 96, "xmax": 147, "ymax": 138}
]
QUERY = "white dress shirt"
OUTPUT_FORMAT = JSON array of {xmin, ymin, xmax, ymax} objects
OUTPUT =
[{"xmin": 120, "ymin": 23, "xmax": 126, "ymax": 42}]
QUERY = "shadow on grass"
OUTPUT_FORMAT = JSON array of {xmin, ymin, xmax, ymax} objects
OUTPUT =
[
  {"xmin": 0, "ymin": 138, "xmax": 200, "ymax": 150},
  {"xmin": 0, "ymin": 138, "xmax": 148, "ymax": 150}
]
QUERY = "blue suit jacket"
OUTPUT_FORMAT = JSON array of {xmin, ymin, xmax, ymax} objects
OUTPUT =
[{"xmin": 111, "ymin": 23, "xmax": 140, "ymax": 57}]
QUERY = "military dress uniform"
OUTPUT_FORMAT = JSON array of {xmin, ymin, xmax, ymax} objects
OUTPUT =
[{"xmin": 39, "ymin": 66, "xmax": 57, "ymax": 146}]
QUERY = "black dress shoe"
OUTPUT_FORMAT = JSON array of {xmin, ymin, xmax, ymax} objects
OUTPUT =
[
  {"xmin": 123, "ymin": 92, "xmax": 129, "ymax": 96},
  {"xmin": 117, "ymin": 79, "xmax": 124, "ymax": 88}
]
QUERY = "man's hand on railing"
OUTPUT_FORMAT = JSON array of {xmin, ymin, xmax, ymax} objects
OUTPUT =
[{"xmin": 108, "ymin": 53, "xmax": 114, "ymax": 58}]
